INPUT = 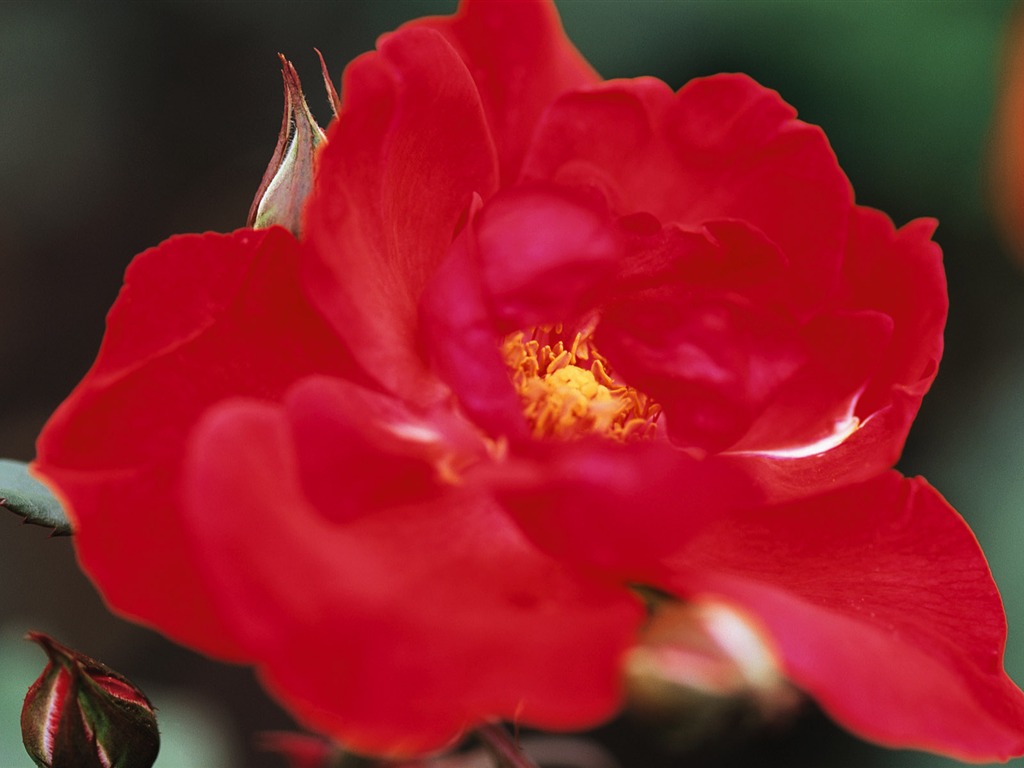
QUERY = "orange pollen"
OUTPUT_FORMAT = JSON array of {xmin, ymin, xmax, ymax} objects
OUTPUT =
[{"xmin": 502, "ymin": 325, "xmax": 661, "ymax": 442}]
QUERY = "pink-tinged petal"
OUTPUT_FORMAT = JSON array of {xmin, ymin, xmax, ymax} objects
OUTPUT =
[
  {"xmin": 414, "ymin": 0, "xmax": 600, "ymax": 183},
  {"xmin": 657, "ymin": 472, "xmax": 1024, "ymax": 762},
  {"xmin": 303, "ymin": 25, "xmax": 499, "ymax": 405},
  {"xmin": 524, "ymin": 74, "xmax": 852, "ymax": 315},
  {"xmin": 34, "ymin": 227, "xmax": 356, "ymax": 659},
  {"xmin": 419, "ymin": 201, "xmax": 530, "ymax": 440},
  {"xmin": 475, "ymin": 184, "xmax": 622, "ymax": 330},
  {"xmin": 181, "ymin": 392, "xmax": 643, "ymax": 756}
]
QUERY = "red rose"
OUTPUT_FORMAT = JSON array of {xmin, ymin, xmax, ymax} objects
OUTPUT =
[{"xmin": 35, "ymin": 0, "xmax": 1024, "ymax": 760}]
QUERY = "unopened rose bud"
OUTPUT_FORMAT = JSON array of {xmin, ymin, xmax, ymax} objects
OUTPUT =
[
  {"xmin": 21, "ymin": 632, "xmax": 159, "ymax": 768},
  {"xmin": 248, "ymin": 55, "xmax": 327, "ymax": 236}
]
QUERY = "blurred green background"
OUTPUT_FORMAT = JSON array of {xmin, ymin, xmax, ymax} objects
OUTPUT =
[{"xmin": 1, "ymin": 1, "xmax": 1022, "ymax": 766}]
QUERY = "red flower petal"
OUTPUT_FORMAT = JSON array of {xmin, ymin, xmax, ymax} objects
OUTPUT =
[
  {"xmin": 286, "ymin": 375, "xmax": 490, "ymax": 523},
  {"xmin": 34, "ymin": 228, "xmax": 355, "ymax": 658},
  {"xmin": 475, "ymin": 184, "xmax": 622, "ymax": 330},
  {"xmin": 489, "ymin": 441, "xmax": 763, "ymax": 577},
  {"xmin": 303, "ymin": 25, "xmax": 499, "ymax": 405},
  {"xmin": 180, "ymin": 386, "xmax": 643, "ymax": 756},
  {"xmin": 419, "ymin": 185, "xmax": 623, "ymax": 440},
  {"xmin": 657, "ymin": 472, "xmax": 1024, "ymax": 761},
  {"xmin": 418, "ymin": 200, "xmax": 531, "ymax": 440},
  {"xmin": 600, "ymin": 292, "xmax": 805, "ymax": 454},
  {"xmin": 728, "ymin": 308, "xmax": 894, "ymax": 456},
  {"xmin": 719, "ymin": 208, "xmax": 947, "ymax": 502},
  {"xmin": 596, "ymin": 221, "xmax": 806, "ymax": 453},
  {"xmin": 413, "ymin": 0, "xmax": 600, "ymax": 184},
  {"xmin": 842, "ymin": 208, "xmax": 946, "ymax": 421},
  {"xmin": 524, "ymin": 74, "xmax": 852, "ymax": 315}
]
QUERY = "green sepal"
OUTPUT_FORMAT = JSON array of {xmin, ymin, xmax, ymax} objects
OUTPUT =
[{"xmin": 0, "ymin": 459, "xmax": 72, "ymax": 536}]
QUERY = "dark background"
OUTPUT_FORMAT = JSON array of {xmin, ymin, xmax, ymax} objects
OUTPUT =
[{"xmin": 2, "ymin": 1, "xmax": 1023, "ymax": 766}]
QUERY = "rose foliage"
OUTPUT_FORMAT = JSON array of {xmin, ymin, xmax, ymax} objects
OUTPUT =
[{"xmin": 34, "ymin": 0, "xmax": 1024, "ymax": 761}]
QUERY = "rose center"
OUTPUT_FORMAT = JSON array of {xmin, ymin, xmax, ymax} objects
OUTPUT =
[{"xmin": 502, "ymin": 325, "xmax": 661, "ymax": 441}]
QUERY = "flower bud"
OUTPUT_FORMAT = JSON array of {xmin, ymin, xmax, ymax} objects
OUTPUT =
[
  {"xmin": 21, "ymin": 632, "xmax": 159, "ymax": 768},
  {"xmin": 248, "ymin": 55, "xmax": 327, "ymax": 236},
  {"xmin": 625, "ymin": 599, "xmax": 800, "ymax": 744}
]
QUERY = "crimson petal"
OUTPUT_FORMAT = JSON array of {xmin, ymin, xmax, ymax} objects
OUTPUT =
[{"xmin": 728, "ymin": 308, "xmax": 894, "ymax": 456}]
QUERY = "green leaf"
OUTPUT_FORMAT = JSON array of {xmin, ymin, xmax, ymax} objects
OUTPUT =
[{"xmin": 0, "ymin": 459, "xmax": 72, "ymax": 535}]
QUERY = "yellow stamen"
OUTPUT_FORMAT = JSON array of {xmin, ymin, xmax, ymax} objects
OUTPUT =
[{"xmin": 503, "ymin": 327, "xmax": 661, "ymax": 442}]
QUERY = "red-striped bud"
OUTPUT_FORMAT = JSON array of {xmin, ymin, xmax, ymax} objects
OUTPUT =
[
  {"xmin": 21, "ymin": 632, "xmax": 160, "ymax": 768},
  {"xmin": 247, "ymin": 55, "xmax": 327, "ymax": 237}
]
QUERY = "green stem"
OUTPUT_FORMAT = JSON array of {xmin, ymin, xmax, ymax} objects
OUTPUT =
[{"xmin": 476, "ymin": 724, "xmax": 541, "ymax": 768}]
